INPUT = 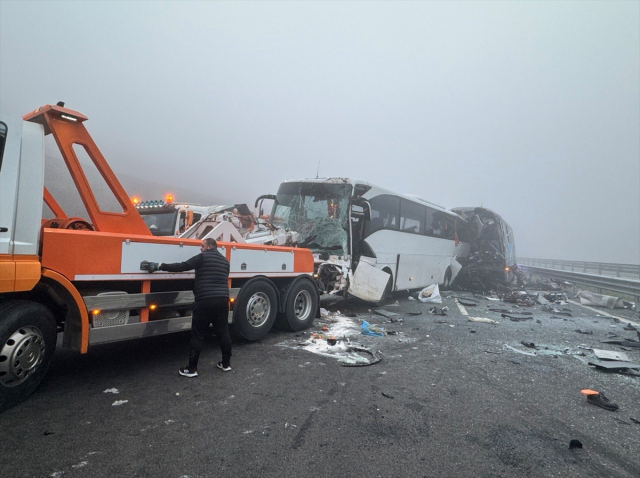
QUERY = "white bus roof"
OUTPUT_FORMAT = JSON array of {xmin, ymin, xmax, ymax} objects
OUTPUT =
[{"xmin": 280, "ymin": 177, "xmax": 451, "ymax": 214}]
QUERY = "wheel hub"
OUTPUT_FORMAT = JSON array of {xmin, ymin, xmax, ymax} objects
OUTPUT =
[
  {"xmin": 247, "ymin": 293, "xmax": 270, "ymax": 327},
  {"xmin": 0, "ymin": 326, "xmax": 46, "ymax": 387},
  {"xmin": 293, "ymin": 291, "xmax": 312, "ymax": 319}
]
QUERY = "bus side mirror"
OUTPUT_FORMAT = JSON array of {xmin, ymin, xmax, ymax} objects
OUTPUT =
[{"xmin": 351, "ymin": 197, "xmax": 370, "ymax": 220}]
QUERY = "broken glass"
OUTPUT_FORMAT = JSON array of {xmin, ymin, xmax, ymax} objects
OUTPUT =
[{"xmin": 272, "ymin": 181, "xmax": 352, "ymax": 256}]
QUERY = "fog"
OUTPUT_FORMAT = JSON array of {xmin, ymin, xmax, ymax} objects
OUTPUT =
[{"xmin": 1, "ymin": 1, "xmax": 638, "ymax": 263}]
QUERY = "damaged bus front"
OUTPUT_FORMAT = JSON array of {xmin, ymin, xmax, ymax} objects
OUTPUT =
[
  {"xmin": 269, "ymin": 178, "xmax": 469, "ymax": 303},
  {"xmin": 451, "ymin": 207, "xmax": 517, "ymax": 289}
]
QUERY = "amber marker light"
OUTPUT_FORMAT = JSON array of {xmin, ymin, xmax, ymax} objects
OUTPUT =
[
  {"xmin": 149, "ymin": 304, "xmax": 157, "ymax": 310},
  {"xmin": 165, "ymin": 194, "xmax": 174, "ymax": 203},
  {"xmin": 91, "ymin": 309, "xmax": 101, "ymax": 315},
  {"xmin": 131, "ymin": 197, "xmax": 140, "ymax": 205},
  {"xmin": 505, "ymin": 267, "xmax": 510, "ymax": 271}
]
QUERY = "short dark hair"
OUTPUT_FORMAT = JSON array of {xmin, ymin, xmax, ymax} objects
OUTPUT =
[{"xmin": 203, "ymin": 238, "xmax": 218, "ymax": 248}]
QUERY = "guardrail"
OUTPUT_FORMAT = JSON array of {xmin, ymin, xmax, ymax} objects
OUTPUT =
[
  {"xmin": 518, "ymin": 257, "xmax": 640, "ymax": 280},
  {"xmin": 517, "ymin": 264, "xmax": 640, "ymax": 309}
]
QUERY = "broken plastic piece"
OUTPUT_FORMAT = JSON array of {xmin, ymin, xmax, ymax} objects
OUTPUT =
[{"xmin": 569, "ymin": 439, "xmax": 583, "ymax": 449}]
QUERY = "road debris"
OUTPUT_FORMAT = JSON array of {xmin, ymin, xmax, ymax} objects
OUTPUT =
[
  {"xmin": 504, "ymin": 345, "xmax": 536, "ymax": 356},
  {"xmin": 592, "ymin": 349, "xmax": 630, "ymax": 361},
  {"xmin": 577, "ymin": 291, "xmax": 626, "ymax": 309},
  {"xmin": 501, "ymin": 314, "xmax": 534, "ymax": 322},
  {"xmin": 103, "ymin": 388, "xmax": 120, "ymax": 394},
  {"xmin": 361, "ymin": 321, "xmax": 385, "ymax": 337},
  {"xmin": 580, "ymin": 389, "xmax": 619, "ymax": 411},
  {"xmin": 112, "ymin": 400, "xmax": 128, "ymax": 406},
  {"xmin": 381, "ymin": 392, "xmax": 394, "ymax": 399},
  {"xmin": 569, "ymin": 439, "xmax": 583, "ymax": 449},
  {"xmin": 418, "ymin": 284, "xmax": 442, "ymax": 304},
  {"xmin": 467, "ymin": 316, "xmax": 499, "ymax": 324}
]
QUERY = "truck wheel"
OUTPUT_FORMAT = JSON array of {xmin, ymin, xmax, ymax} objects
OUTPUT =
[
  {"xmin": 0, "ymin": 300, "xmax": 57, "ymax": 412},
  {"xmin": 276, "ymin": 279, "xmax": 318, "ymax": 332},
  {"xmin": 232, "ymin": 280, "xmax": 277, "ymax": 341}
]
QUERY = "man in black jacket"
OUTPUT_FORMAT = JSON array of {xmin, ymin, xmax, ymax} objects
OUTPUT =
[{"xmin": 142, "ymin": 238, "xmax": 231, "ymax": 377}]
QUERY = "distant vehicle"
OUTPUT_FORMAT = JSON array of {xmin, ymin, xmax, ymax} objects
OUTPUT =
[
  {"xmin": 266, "ymin": 178, "xmax": 470, "ymax": 303},
  {"xmin": 451, "ymin": 207, "xmax": 517, "ymax": 289},
  {"xmin": 132, "ymin": 197, "xmax": 217, "ymax": 236}
]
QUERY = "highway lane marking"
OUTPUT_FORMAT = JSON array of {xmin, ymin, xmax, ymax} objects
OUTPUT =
[{"xmin": 454, "ymin": 299, "xmax": 469, "ymax": 316}]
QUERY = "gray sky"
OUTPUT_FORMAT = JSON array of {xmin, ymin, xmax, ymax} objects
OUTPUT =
[{"xmin": 1, "ymin": 1, "xmax": 638, "ymax": 264}]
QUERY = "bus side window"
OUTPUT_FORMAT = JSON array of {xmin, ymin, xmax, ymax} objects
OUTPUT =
[
  {"xmin": 425, "ymin": 207, "xmax": 436, "ymax": 237},
  {"xmin": 400, "ymin": 199, "xmax": 425, "ymax": 234},
  {"xmin": 365, "ymin": 195, "xmax": 399, "ymax": 235}
]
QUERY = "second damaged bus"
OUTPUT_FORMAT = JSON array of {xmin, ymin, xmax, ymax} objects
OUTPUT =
[
  {"xmin": 451, "ymin": 207, "xmax": 517, "ymax": 289},
  {"xmin": 263, "ymin": 178, "xmax": 470, "ymax": 303}
]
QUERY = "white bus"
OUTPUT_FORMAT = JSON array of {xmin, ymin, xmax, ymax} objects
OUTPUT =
[{"xmin": 265, "ymin": 178, "xmax": 470, "ymax": 303}]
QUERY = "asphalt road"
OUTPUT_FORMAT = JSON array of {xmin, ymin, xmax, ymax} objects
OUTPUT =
[{"xmin": 1, "ymin": 291, "xmax": 639, "ymax": 478}]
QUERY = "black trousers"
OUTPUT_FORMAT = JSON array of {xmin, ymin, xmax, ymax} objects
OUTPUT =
[{"xmin": 188, "ymin": 297, "xmax": 232, "ymax": 369}]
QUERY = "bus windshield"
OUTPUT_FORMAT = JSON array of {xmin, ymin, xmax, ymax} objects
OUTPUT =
[{"xmin": 272, "ymin": 182, "xmax": 352, "ymax": 256}]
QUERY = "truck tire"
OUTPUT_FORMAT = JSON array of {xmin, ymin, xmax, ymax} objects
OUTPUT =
[
  {"xmin": 231, "ymin": 279, "xmax": 278, "ymax": 341},
  {"xmin": 276, "ymin": 279, "xmax": 318, "ymax": 332},
  {"xmin": 0, "ymin": 300, "xmax": 57, "ymax": 412}
]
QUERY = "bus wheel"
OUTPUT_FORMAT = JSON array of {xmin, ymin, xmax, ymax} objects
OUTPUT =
[
  {"xmin": 0, "ymin": 300, "xmax": 57, "ymax": 412},
  {"xmin": 276, "ymin": 279, "xmax": 318, "ymax": 332},
  {"xmin": 442, "ymin": 267, "xmax": 453, "ymax": 290},
  {"xmin": 232, "ymin": 280, "xmax": 278, "ymax": 341}
]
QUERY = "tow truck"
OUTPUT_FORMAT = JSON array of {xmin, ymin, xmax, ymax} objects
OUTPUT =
[{"xmin": 0, "ymin": 103, "xmax": 319, "ymax": 411}]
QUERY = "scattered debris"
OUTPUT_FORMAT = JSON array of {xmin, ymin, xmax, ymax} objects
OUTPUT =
[
  {"xmin": 361, "ymin": 321, "xmax": 385, "ymax": 337},
  {"xmin": 103, "ymin": 388, "xmax": 119, "ymax": 394},
  {"xmin": 569, "ymin": 439, "xmax": 583, "ymax": 449},
  {"xmin": 592, "ymin": 349, "xmax": 630, "ymax": 361},
  {"xmin": 520, "ymin": 341, "xmax": 537, "ymax": 349},
  {"xmin": 428, "ymin": 306, "xmax": 448, "ymax": 316},
  {"xmin": 504, "ymin": 345, "xmax": 536, "ymax": 356},
  {"xmin": 381, "ymin": 392, "xmax": 394, "ymax": 399},
  {"xmin": 112, "ymin": 400, "xmax": 128, "ymax": 406},
  {"xmin": 631, "ymin": 418, "xmax": 640, "ymax": 425},
  {"xmin": 580, "ymin": 389, "xmax": 619, "ymax": 411},
  {"xmin": 577, "ymin": 291, "xmax": 626, "ymax": 309},
  {"xmin": 455, "ymin": 298, "xmax": 478, "ymax": 307},
  {"xmin": 418, "ymin": 284, "xmax": 442, "ymax": 304},
  {"xmin": 501, "ymin": 314, "xmax": 533, "ymax": 321},
  {"xmin": 588, "ymin": 361, "xmax": 640, "ymax": 372},
  {"xmin": 574, "ymin": 329, "xmax": 593, "ymax": 335},
  {"xmin": 467, "ymin": 316, "xmax": 499, "ymax": 324},
  {"xmin": 341, "ymin": 346, "xmax": 382, "ymax": 367},
  {"xmin": 373, "ymin": 309, "xmax": 400, "ymax": 319}
]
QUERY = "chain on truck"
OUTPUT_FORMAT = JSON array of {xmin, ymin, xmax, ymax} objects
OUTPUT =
[{"xmin": 0, "ymin": 103, "xmax": 320, "ymax": 412}]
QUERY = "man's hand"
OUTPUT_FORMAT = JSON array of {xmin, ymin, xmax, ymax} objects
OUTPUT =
[{"xmin": 140, "ymin": 261, "xmax": 160, "ymax": 273}]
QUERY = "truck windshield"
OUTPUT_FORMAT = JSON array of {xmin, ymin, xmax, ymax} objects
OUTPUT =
[
  {"xmin": 139, "ymin": 209, "xmax": 178, "ymax": 236},
  {"xmin": 272, "ymin": 182, "xmax": 352, "ymax": 256}
]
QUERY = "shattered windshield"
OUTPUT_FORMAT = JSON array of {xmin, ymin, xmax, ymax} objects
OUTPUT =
[
  {"xmin": 272, "ymin": 182, "xmax": 352, "ymax": 256},
  {"xmin": 139, "ymin": 209, "xmax": 178, "ymax": 236}
]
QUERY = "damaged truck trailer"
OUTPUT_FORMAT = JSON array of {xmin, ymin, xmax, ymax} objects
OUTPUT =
[
  {"xmin": 265, "ymin": 178, "xmax": 471, "ymax": 303},
  {"xmin": 0, "ymin": 104, "xmax": 319, "ymax": 411}
]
